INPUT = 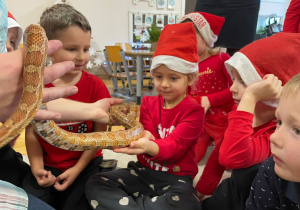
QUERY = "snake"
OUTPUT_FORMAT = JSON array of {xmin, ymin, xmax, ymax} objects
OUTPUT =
[{"xmin": 0, "ymin": 24, "xmax": 144, "ymax": 151}]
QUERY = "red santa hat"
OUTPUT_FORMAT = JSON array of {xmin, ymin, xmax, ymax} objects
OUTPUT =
[
  {"xmin": 225, "ymin": 32, "xmax": 300, "ymax": 107},
  {"xmin": 150, "ymin": 22, "xmax": 199, "ymax": 74},
  {"xmin": 180, "ymin": 12, "xmax": 225, "ymax": 48},
  {"xmin": 8, "ymin": 11, "xmax": 22, "ymax": 50}
]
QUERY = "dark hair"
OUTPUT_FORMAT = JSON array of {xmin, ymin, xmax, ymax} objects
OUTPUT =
[{"xmin": 40, "ymin": 4, "xmax": 91, "ymax": 40}]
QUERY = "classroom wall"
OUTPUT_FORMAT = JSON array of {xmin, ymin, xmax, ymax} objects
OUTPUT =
[
  {"xmin": 6, "ymin": 0, "xmax": 291, "ymax": 61},
  {"xmin": 6, "ymin": 0, "xmax": 184, "ymax": 61}
]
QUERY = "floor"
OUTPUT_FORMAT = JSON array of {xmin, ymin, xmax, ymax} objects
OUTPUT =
[{"xmin": 13, "ymin": 66, "xmax": 231, "ymax": 189}]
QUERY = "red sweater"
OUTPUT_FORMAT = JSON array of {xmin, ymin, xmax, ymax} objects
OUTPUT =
[
  {"xmin": 283, "ymin": 0, "xmax": 300, "ymax": 33},
  {"xmin": 39, "ymin": 71, "xmax": 111, "ymax": 172},
  {"xmin": 138, "ymin": 95, "xmax": 204, "ymax": 178},
  {"xmin": 196, "ymin": 109, "xmax": 276, "ymax": 195},
  {"xmin": 190, "ymin": 52, "xmax": 233, "ymax": 111},
  {"xmin": 219, "ymin": 110, "xmax": 276, "ymax": 169}
]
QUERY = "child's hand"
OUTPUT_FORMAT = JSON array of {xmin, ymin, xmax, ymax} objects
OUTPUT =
[
  {"xmin": 113, "ymin": 137, "xmax": 159, "ymax": 156},
  {"xmin": 201, "ymin": 96, "xmax": 211, "ymax": 114},
  {"xmin": 196, "ymin": 191, "xmax": 211, "ymax": 202},
  {"xmin": 54, "ymin": 167, "xmax": 78, "ymax": 191},
  {"xmin": 245, "ymin": 74, "xmax": 282, "ymax": 102},
  {"xmin": 142, "ymin": 130, "xmax": 155, "ymax": 139},
  {"xmin": 34, "ymin": 169, "xmax": 56, "ymax": 188}
]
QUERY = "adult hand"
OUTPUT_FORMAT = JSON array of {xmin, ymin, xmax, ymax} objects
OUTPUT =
[
  {"xmin": 0, "ymin": 40, "xmax": 77, "ymax": 121},
  {"xmin": 46, "ymin": 98, "xmax": 123, "ymax": 123}
]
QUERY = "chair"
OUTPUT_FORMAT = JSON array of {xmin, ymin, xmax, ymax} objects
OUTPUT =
[
  {"xmin": 104, "ymin": 46, "xmax": 136, "ymax": 99},
  {"xmin": 116, "ymin": 42, "xmax": 153, "ymax": 89}
]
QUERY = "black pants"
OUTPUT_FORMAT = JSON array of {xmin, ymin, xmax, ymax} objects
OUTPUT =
[
  {"xmin": 0, "ymin": 144, "xmax": 31, "ymax": 186},
  {"xmin": 202, "ymin": 164, "xmax": 260, "ymax": 210},
  {"xmin": 22, "ymin": 156, "xmax": 107, "ymax": 210},
  {"xmin": 86, "ymin": 161, "xmax": 202, "ymax": 210}
]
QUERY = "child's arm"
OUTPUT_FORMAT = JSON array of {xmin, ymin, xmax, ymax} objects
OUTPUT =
[
  {"xmin": 205, "ymin": 53, "xmax": 234, "ymax": 108},
  {"xmin": 44, "ymin": 98, "xmax": 123, "ymax": 123},
  {"xmin": 25, "ymin": 125, "xmax": 56, "ymax": 188},
  {"xmin": 53, "ymin": 122, "xmax": 105, "ymax": 191},
  {"xmin": 200, "ymin": 88, "xmax": 233, "ymax": 113},
  {"xmin": 219, "ymin": 75, "xmax": 282, "ymax": 169},
  {"xmin": 237, "ymin": 74, "xmax": 282, "ymax": 113}
]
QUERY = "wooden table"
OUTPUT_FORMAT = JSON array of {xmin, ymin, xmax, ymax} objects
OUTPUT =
[{"xmin": 124, "ymin": 50, "xmax": 154, "ymax": 104}]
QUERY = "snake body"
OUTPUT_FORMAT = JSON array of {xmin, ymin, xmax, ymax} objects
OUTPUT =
[{"xmin": 0, "ymin": 24, "xmax": 144, "ymax": 151}]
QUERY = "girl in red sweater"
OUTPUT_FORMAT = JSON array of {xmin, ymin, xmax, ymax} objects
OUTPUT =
[
  {"xmin": 180, "ymin": 12, "xmax": 234, "ymax": 199},
  {"xmin": 86, "ymin": 22, "xmax": 205, "ymax": 210}
]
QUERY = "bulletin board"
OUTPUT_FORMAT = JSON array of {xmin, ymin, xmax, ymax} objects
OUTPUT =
[{"xmin": 128, "ymin": 10, "xmax": 180, "ymax": 44}]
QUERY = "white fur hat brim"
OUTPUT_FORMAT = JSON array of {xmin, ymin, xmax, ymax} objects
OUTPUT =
[
  {"xmin": 225, "ymin": 52, "xmax": 279, "ymax": 108},
  {"xmin": 8, "ymin": 17, "xmax": 22, "ymax": 49},
  {"xmin": 151, "ymin": 55, "xmax": 199, "ymax": 74}
]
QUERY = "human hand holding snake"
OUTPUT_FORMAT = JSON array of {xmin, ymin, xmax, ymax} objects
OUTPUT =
[{"xmin": 0, "ymin": 24, "xmax": 144, "ymax": 150}]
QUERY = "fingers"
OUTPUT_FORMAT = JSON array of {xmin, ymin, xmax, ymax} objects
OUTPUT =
[
  {"xmin": 34, "ymin": 110, "xmax": 61, "ymax": 121},
  {"xmin": 44, "ymin": 61, "xmax": 75, "ymax": 84},
  {"xmin": 110, "ymin": 98, "xmax": 123, "ymax": 105},
  {"xmin": 42, "ymin": 86, "xmax": 78, "ymax": 103},
  {"xmin": 47, "ymin": 40, "xmax": 63, "ymax": 55}
]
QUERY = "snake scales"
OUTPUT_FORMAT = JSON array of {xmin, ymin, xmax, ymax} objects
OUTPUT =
[{"xmin": 0, "ymin": 24, "xmax": 144, "ymax": 151}]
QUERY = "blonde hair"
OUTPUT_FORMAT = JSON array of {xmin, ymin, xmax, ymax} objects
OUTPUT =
[
  {"xmin": 281, "ymin": 73, "xmax": 300, "ymax": 99},
  {"xmin": 188, "ymin": 71, "xmax": 199, "ymax": 88}
]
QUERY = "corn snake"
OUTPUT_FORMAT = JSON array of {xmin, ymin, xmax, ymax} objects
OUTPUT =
[{"xmin": 0, "ymin": 24, "xmax": 144, "ymax": 151}]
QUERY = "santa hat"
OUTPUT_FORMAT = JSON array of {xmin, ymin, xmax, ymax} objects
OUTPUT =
[
  {"xmin": 150, "ymin": 22, "xmax": 199, "ymax": 74},
  {"xmin": 8, "ymin": 11, "xmax": 22, "ymax": 50},
  {"xmin": 225, "ymin": 32, "xmax": 300, "ymax": 107},
  {"xmin": 180, "ymin": 12, "xmax": 225, "ymax": 48}
]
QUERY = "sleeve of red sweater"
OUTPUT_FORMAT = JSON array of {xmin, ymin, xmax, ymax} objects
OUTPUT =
[
  {"xmin": 207, "ymin": 53, "xmax": 233, "ymax": 107},
  {"xmin": 219, "ymin": 111, "xmax": 275, "ymax": 169},
  {"xmin": 283, "ymin": 0, "xmax": 300, "ymax": 33}
]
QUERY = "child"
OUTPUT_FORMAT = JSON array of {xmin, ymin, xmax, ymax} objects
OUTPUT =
[
  {"xmin": 246, "ymin": 73, "xmax": 300, "ymax": 209},
  {"xmin": 85, "ymin": 22, "xmax": 204, "ymax": 210},
  {"xmin": 180, "ymin": 12, "xmax": 234, "ymax": 197},
  {"xmin": 202, "ymin": 32, "xmax": 300, "ymax": 210},
  {"xmin": 6, "ymin": 11, "xmax": 22, "ymax": 52},
  {"xmin": 24, "ymin": 4, "xmax": 111, "ymax": 210}
]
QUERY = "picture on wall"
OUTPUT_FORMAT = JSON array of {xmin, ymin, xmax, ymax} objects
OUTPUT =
[
  {"xmin": 157, "ymin": 0, "xmax": 165, "ymax": 9},
  {"xmin": 156, "ymin": 14, "xmax": 164, "ymax": 27},
  {"xmin": 145, "ymin": 14, "xmax": 154, "ymax": 26},
  {"xmin": 168, "ymin": 0, "xmax": 175, "ymax": 9},
  {"xmin": 134, "ymin": 13, "xmax": 143, "ymax": 25},
  {"xmin": 168, "ymin": 14, "xmax": 176, "ymax": 24}
]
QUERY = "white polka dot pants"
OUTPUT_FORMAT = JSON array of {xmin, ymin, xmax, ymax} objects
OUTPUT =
[{"xmin": 85, "ymin": 161, "xmax": 202, "ymax": 210}]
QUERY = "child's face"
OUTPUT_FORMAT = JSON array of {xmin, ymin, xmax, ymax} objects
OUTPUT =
[
  {"xmin": 229, "ymin": 68, "xmax": 247, "ymax": 104},
  {"xmin": 196, "ymin": 33, "xmax": 208, "ymax": 57},
  {"xmin": 51, "ymin": 25, "xmax": 91, "ymax": 74},
  {"xmin": 153, "ymin": 65, "xmax": 192, "ymax": 108},
  {"xmin": 270, "ymin": 92, "xmax": 300, "ymax": 182},
  {"xmin": 6, "ymin": 27, "xmax": 18, "ymax": 52}
]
